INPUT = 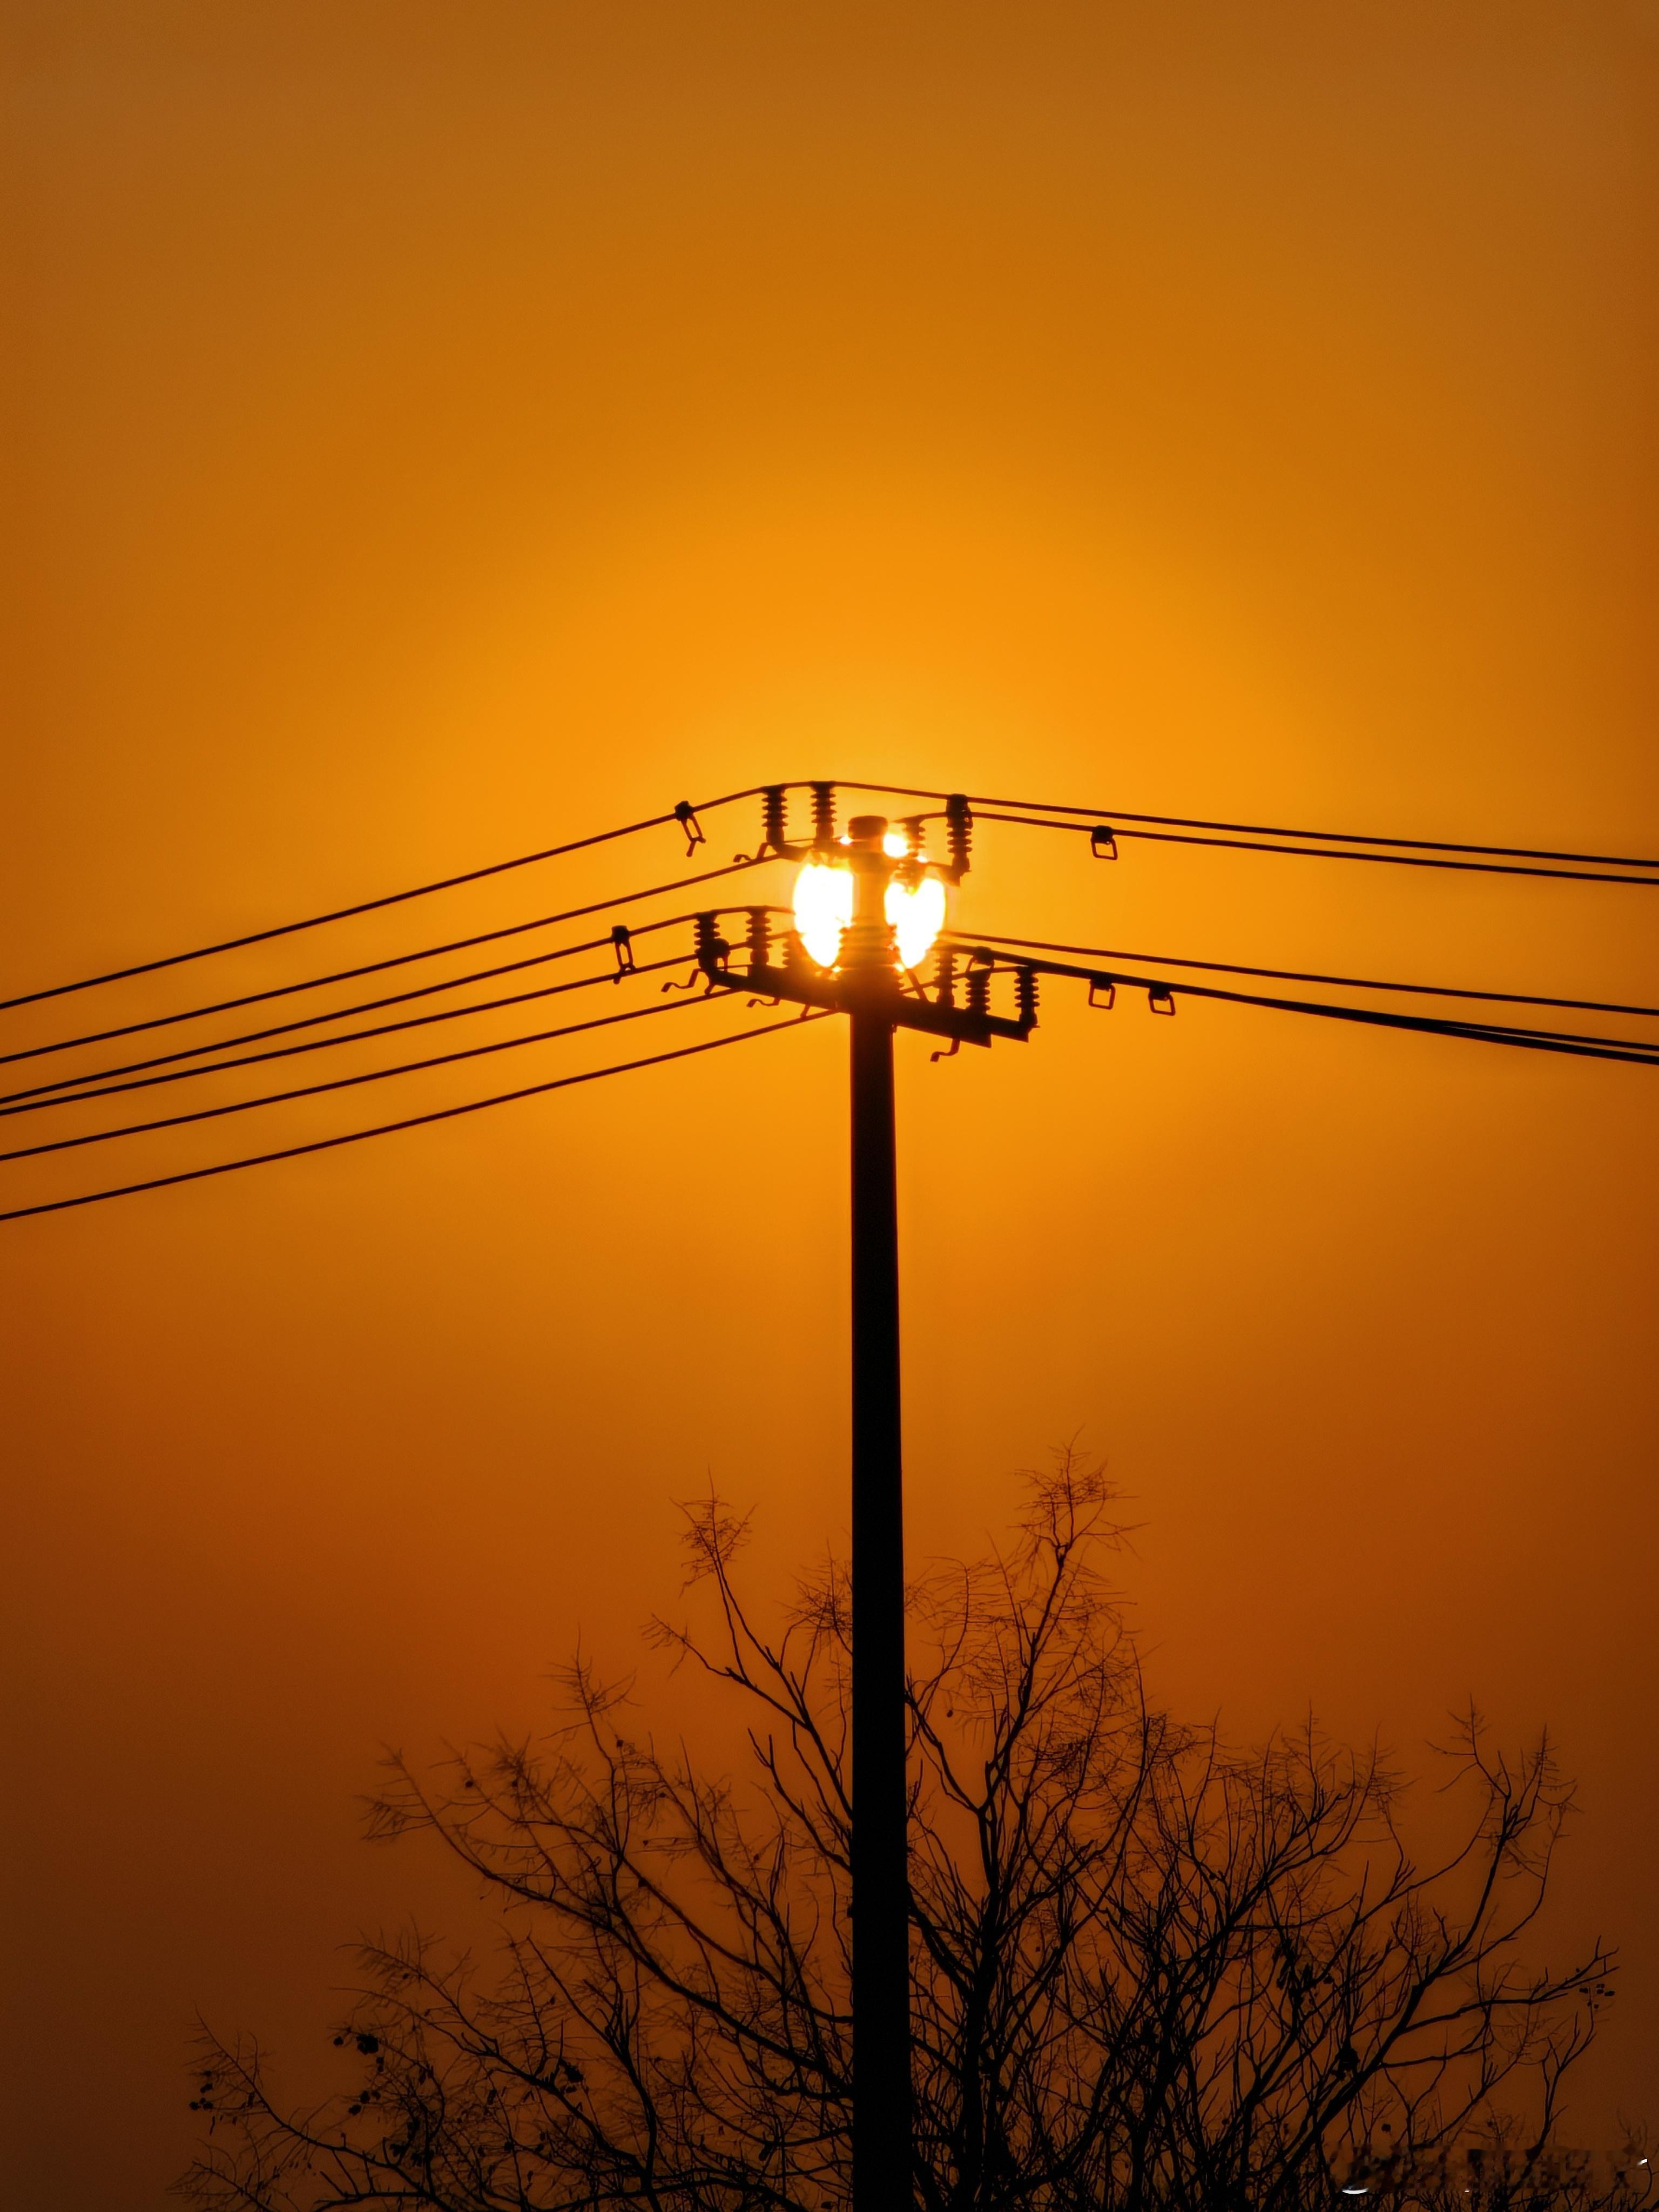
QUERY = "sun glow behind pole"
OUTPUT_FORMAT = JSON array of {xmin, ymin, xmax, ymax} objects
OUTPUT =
[{"xmin": 791, "ymin": 833, "xmax": 948, "ymax": 974}]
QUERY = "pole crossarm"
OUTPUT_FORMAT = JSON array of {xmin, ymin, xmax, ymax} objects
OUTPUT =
[
  {"xmin": 697, "ymin": 916, "xmax": 1037, "ymax": 1048},
  {"xmin": 743, "ymin": 783, "xmax": 976, "ymax": 882}
]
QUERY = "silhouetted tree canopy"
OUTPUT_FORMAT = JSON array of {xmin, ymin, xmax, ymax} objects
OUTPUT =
[{"xmin": 180, "ymin": 1455, "xmax": 1645, "ymax": 2210}]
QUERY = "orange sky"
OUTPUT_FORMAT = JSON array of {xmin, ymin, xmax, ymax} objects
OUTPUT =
[{"xmin": 4, "ymin": 4, "xmax": 1657, "ymax": 2202}]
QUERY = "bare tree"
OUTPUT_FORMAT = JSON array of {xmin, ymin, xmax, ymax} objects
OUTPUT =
[{"xmin": 180, "ymin": 1456, "xmax": 1643, "ymax": 2210}]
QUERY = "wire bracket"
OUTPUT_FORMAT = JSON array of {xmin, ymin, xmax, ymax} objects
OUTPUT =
[
  {"xmin": 1090, "ymin": 825, "xmax": 1119, "ymax": 861},
  {"xmin": 1149, "ymin": 984, "xmax": 1176, "ymax": 1016},
  {"xmin": 1088, "ymin": 975, "xmax": 1117, "ymax": 1011},
  {"xmin": 673, "ymin": 800, "xmax": 706, "ymax": 857},
  {"xmin": 610, "ymin": 924, "xmax": 637, "ymax": 980}
]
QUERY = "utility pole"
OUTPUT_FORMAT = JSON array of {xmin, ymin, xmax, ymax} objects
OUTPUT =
[
  {"xmin": 699, "ymin": 792, "xmax": 1037, "ymax": 2209},
  {"xmin": 843, "ymin": 818, "xmax": 912, "ymax": 2205}
]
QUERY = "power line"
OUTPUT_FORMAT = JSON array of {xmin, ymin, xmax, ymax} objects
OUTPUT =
[
  {"xmin": 0, "ymin": 950, "xmax": 694, "ymax": 1121},
  {"xmin": 0, "ymin": 788, "xmax": 767, "ymax": 1013},
  {"xmin": 0, "ymin": 992, "xmax": 720, "ymax": 1165},
  {"xmin": 964, "ymin": 792, "xmax": 1659, "ymax": 874},
  {"xmin": 970, "ymin": 812, "xmax": 1659, "ymax": 889},
  {"xmin": 947, "ymin": 932, "xmax": 1659, "ymax": 1023},
  {"xmin": 0, "ymin": 1009, "xmax": 831, "ymax": 1224},
  {"xmin": 14, "ymin": 774, "xmax": 1651, "ymax": 1024},
  {"xmin": 0, "ymin": 910, "xmax": 779, "ymax": 1107},
  {"xmin": 0, "ymin": 862, "xmax": 774, "ymax": 1071},
  {"xmin": 961, "ymin": 949, "xmax": 1659, "ymax": 1068}
]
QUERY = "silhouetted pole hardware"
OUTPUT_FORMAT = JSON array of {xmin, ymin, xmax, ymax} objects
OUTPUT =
[{"xmin": 698, "ymin": 797, "xmax": 1037, "ymax": 2208}]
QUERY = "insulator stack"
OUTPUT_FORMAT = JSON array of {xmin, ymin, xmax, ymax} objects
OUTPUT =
[
  {"xmin": 694, "ymin": 912, "xmax": 729, "ymax": 974},
  {"xmin": 945, "ymin": 793, "xmax": 973, "ymax": 881},
  {"xmin": 763, "ymin": 786, "xmax": 789, "ymax": 856},
  {"xmin": 1016, "ymin": 966, "xmax": 1039, "ymax": 1031},
  {"xmin": 966, "ymin": 963, "xmax": 992, "ymax": 1021},
  {"xmin": 934, "ymin": 948, "xmax": 957, "ymax": 1007},
  {"xmin": 811, "ymin": 781, "xmax": 837, "ymax": 848},
  {"xmin": 746, "ymin": 907, "xmax": 771, "ymax": 974}
]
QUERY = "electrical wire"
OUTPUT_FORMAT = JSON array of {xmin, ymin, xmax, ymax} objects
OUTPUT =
[
  {"xmin": 12, "ymin": 771, "xmax": 1651, "ymax": 1022},
  {"xmin": 0, "ymin": 862, "xmax": 775, "ymax": 1072},
  {"xmin": 945, "ymin": 932, "xmax": 1659, "ymax": 1023},
  {"xmin": 0, "ymin": 909, "xmax": 785, "ymax": 1106},
  {"xmin": 0, "ymin": 951, "xmax": 696, "ymax": 1121},
  {"xmin": 0, "ymin": 991, "xmax": 729, "ymax": 1165},
  {"xmin": 820, "ymin": 779, "xmax": 956, "ymax": 805},
  {"xmin": 0, "ymin": 787, "xmax": 772, "ymax": 1013},
  {"xmin": 963, "ymin": 792, "xmax": 1659, "ymax": 874},
  {"xmin": 969, "ymin": 813, "xmax": 1659, "ymax": 889},
  {"xmin": 960, "ymin": 950, "xmax": 1659, "ymax": 1068},
  {"xmin": 0, "ymin": 1009, "xmax": 832, "ymax": 1224}
]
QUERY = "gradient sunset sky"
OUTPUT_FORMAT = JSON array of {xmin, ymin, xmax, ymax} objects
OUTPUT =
[{"xmin": 4, "ymin": 4, "xmax": 1657, "ymax": 2203}]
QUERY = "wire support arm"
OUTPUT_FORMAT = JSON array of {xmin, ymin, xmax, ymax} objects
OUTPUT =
[
  {"xmin": 734, "ymin": 781, "xmax": 974, "ymax": 881},
  {"xmin": 697, "ymin": 935, "xmax": 1035, "ymax": 1047}
]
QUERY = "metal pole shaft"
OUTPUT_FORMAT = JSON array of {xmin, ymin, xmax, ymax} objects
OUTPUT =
[{"xmin": 849, "ymin": 999, "xmax": 910, "ymax": 2209}]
